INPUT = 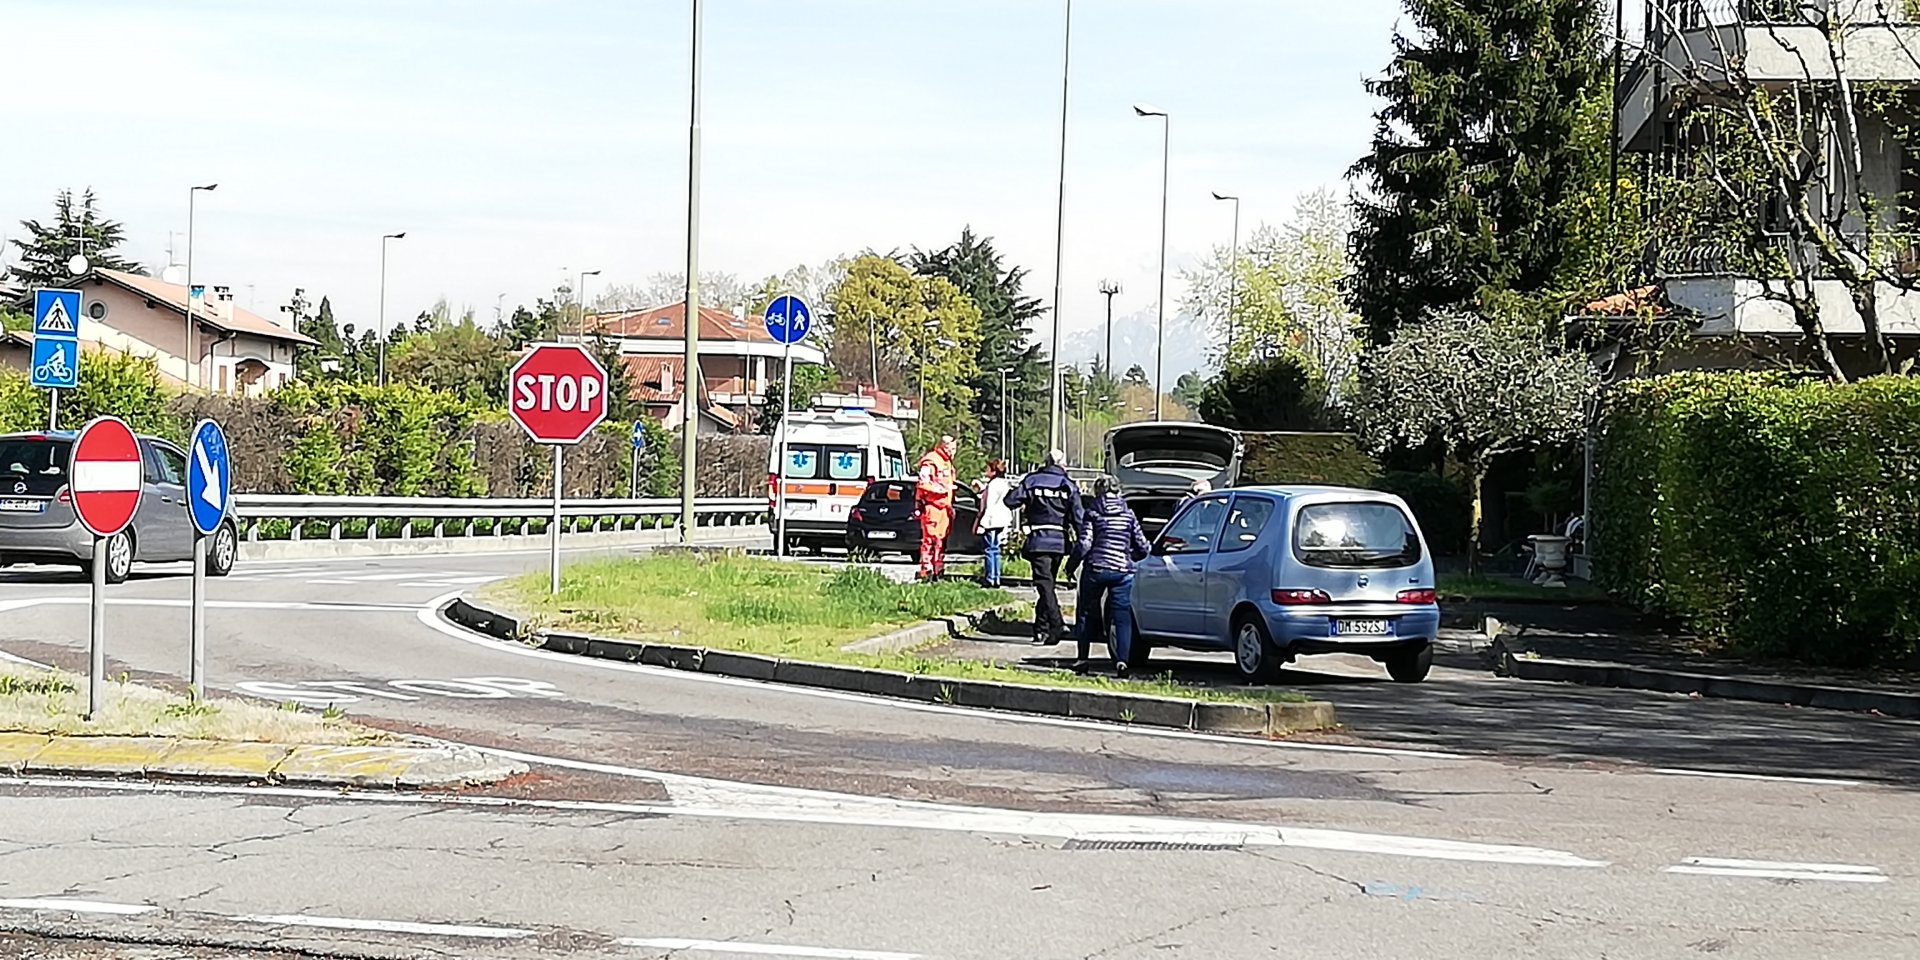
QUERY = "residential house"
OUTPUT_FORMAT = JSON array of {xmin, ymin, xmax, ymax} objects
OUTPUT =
[
  {"xmin": 1610, "ymin": 0, "xmax": 1920, "ymax": 375},
  {"xmin": 577, "ymin": 302, "xmax": 829, "ymax": 434},
  {"xmin": 6, "ymin": 269, "xmax": 316, "ymax": 394}
]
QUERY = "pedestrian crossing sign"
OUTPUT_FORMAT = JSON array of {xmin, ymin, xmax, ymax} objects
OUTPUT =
[{"xmin": 32, "ymin": 288, "xmax": 81, "ymax": 338}]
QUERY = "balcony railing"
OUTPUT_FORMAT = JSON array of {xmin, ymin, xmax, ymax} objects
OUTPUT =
[{"xmin": 1656, "ymin": 231, "xmax": 1920, "ymax": 278}]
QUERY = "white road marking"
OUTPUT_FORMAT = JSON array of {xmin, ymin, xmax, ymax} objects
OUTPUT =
[
  {"xmin": 232, "ymin": 677, "xmax": 563, "ymax": 706},
  {"xmin": 0, "ymin": 647, "xmax": 54, "ymax": 670},
  {"xmin": 0, "ymin": 897, "xmax": 156, "ymax": 915},
  {"xmin": 411, "ymin": 592, "xmax": 1470, "ymax": 763},
  {"xmin": 1653, "ymin": 768, "xmax": 1865, "ymax": 788},
  {"xmin": 0, "ymin": 597, "xmax": 408, "ymax": 613},
  {"xmin": 615, "ymin": 938, "xmax": 921, "ymax": 959},
  {"xmin": 1665, "ymin": 857, "xmax": 1889, "ymax": 883},
  {"xmin": 234, "ymin": 914, "xmax": 534, "ymax": 938},
  {"xmin": 1, "ymin": 768, "xmax": 1608, "ymax": 869}
]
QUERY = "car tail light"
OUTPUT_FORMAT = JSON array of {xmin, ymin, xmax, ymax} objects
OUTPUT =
[
  {"xmin": 1397, "ymin": 588, "xmax": 1437, "ymax": 604},
  {"xmin": 767, "ymin": 473, "xmax": 779, "ymax": 511},
  {"xmin": 56, "ymin": 487, "xmax": 71, "ymax": 504},
  {"xmin": 849, "ymin": 507, "xmax": 864, "ymax": 522},
  {"xmin": 1271, "ymin": 589, "xmax": 1331, "ymax": 605}
]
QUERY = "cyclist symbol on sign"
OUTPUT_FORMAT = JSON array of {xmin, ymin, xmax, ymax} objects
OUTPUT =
[{"xmin": 33, "ymin": 343, "xmax": 73, "ymax": 383}]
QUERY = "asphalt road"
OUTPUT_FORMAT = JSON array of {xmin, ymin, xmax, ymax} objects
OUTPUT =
[{"xmin": 0, "ymin": 545, "xmax": 1914, "ymax": 958}]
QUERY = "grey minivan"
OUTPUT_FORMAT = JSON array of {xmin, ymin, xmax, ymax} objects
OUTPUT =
[
  {"xmin": 1103, "ymin": 422, "xmax": 1244, "ymax": 538},
  {"xmin": 0, "ymin": 431, "xmax": 239, "ymax": 583}
]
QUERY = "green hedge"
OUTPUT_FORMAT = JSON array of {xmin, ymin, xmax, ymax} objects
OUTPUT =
[
  {"xmin": 1239, "ymin": 432, "xmax": 1381, "ymax": 488},
  {"xmin": 1594, "ymin": 372, "xmax": 1920, "ymax": 667}
]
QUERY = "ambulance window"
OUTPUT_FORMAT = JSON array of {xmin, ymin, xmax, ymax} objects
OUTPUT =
[
  {"xmin": 882, "ymin": 449, "xmax": 905, "ymax": 478},
  {"xmin": 826, "ymin": 446, "xmax": 866, "ymax": 481},
  {"xmin": 783, "ymin": 445, "xmax": 823, "ymax": 479}
]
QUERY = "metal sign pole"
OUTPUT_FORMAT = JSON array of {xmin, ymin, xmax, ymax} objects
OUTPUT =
[
  {"xmin": 550, "ymin": 444, "xmax": 564, "ymax": 595},
  {"xmin": 87, "ymin": 536, "xmax": 106, "ymax": 720},
  {"xmin": 776, "ymin": 339, "xmax": 792, "ymax": 558},
  {"xmin": 630, "ymin": 445, "xmax": 639, "ymax": 499},
  {"xmin": 48, "ymin": 390, "xmax": 59, "ymax": 432},
  {"xmin": 190, "ymin": 532, "xmax": 206, "ymax": 700}
]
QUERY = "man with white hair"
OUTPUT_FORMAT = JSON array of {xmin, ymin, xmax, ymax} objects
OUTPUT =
[{"xmin": 1005, "ymin": 447, "xmax": 1083, "ymax": 645}]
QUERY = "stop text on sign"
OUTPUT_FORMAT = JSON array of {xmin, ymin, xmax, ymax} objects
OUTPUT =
[{"xmin": 514, "ymin": 371, "xmax": 603, "ymax": 413}]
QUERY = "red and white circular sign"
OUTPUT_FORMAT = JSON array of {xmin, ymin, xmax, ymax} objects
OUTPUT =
[
  {"xmin": 69, "ymin": 416, "xmax": 143, "ymax": 538},
  {"xmin": 508, "ymin": 344, "xmax": 609, "ymax": 444}
]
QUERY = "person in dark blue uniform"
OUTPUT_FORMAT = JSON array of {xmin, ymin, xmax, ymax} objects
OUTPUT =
[{"xmin": 1005, "ymin": 448, "xmax": 1083, "ymax": 645}]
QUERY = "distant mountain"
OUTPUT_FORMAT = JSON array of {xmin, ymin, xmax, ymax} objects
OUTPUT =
[{"xmin": 1056, "ymin": 304, "xmax": 1215, "ymax": 381}]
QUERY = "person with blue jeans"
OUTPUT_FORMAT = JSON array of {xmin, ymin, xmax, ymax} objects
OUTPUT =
[
  {"xmin": 972, "ymin": 459, "xmax": 1014, "ymax": 588},
  {"xmin": 1070, "ymin": 475, "xmax": 1152, "ymax": 677}
]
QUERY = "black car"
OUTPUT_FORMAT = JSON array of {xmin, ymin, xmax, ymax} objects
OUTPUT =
[{"xmin": 845, "ymin": 479, "xmax": 984, "ymax": 560}]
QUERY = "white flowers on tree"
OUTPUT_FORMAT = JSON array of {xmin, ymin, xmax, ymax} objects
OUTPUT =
[{"xmin": 1354, "ymin": 311, "xmax": 1598, "ymax": 569}]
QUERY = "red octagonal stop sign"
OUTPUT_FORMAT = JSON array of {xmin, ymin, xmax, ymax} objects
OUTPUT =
[
  {"xmin": 508, "ymin": 343, "xmax": 610, "ymax": 444},
  {"xmin": 70, "ymin": 416, "xmax": 143, "ymax": 538}
]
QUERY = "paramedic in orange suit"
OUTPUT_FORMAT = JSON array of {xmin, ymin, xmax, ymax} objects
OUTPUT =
[{"xmin": 915, "ymin": 435, "xmax": 957, "ymax": 580}]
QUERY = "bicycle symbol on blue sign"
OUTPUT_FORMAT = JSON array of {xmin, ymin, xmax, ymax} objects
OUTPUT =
[{"xmin": 30, "ymin": 339, "xmax": 78, "ymax": 390}]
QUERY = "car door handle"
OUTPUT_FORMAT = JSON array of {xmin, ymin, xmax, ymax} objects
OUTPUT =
[{"xmin": 1183, "ymin": 564, "xmax": 1203, "ymax": 572}]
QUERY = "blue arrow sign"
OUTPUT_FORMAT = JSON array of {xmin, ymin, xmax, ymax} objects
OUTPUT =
[
  {"xmin": 33, "ymin": 288, "xmax": 81, "ymax": 340},
  {"xmin": 187, "ymin": 419, "xmax": 232, "ymax": 537},
  {"xmin": 30, "ymin": 338, "xmax": 79, "ymax": 390},
  {"xmin": 631, "ymin": 421, "xmax": 649, "ymax": 451},
  {"xmin": 763, "ymin": 296, "xmax": 812, "ymax": 346}
]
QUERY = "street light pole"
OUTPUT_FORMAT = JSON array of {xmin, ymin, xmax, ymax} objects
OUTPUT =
[
  {"xmin": 1097, "ymin": 280, "xmax": 1120, "ymax": 381},
  {"xmin": 679, "ymin": 0, "xmax": 704, "ymax": 545},
  {"xmin": 377, "ymin": 232, "xmax": 405, "ymax": 386},
  {"xmin": 1212, "ymin": 191, "xmax": 1240, "ymax": 365},
  {"xmin": 1046, "ymin": 0, "xmax": 1074, "ymax": 453},
  {"xmin": 1134, "ymin": 104, "xmax": 1169, "ymax": 421},
  {"xmin": 575, "ymin": 269, "xmax": 601, "ymax": 338},
  {"xmin": 186, "ymin": 183, "xmax": 217, "ymax": 390}
]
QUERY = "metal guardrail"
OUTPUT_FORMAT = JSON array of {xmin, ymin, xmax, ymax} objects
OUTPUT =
[{"xmin": 230, "ymin": 495, "xmax": 768, "ymax": 542}]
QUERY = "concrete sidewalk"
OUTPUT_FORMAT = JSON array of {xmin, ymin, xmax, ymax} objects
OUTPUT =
[{"xmin": 0, "ymin": 732, "xmax": 525, "ymax": 787}]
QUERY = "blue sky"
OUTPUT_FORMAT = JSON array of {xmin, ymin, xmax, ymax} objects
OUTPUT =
[{"xmin": 1, "ymin": 0, "xmax": 1402, "ymax": 369}]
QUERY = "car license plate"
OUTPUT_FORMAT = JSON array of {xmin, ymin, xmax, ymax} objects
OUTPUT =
[
  {"xmin": 867, "ymin": 531, "xmax": 897, "ymax": 540},
  {"xmin": 1337, "ymin": 619, "xmax": 1391, "ymax": 637},
  {"xmin": 0, "ymin": 499, "xmax": 43, "ymax": 513}
]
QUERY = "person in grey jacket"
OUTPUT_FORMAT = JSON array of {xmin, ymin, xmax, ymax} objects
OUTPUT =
[{"xmin": 1069, "ymin": 475, "xmax": 1153, "ymax": 677}]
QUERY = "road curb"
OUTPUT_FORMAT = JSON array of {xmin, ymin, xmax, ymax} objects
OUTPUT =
[
  {"xmin": 444, "ymin": 598, "xmax": 1337, "ymax": 737},
  {"xmin": 0, "ymin": 733, "xmax": 525, "ymax": 787},
  {"xmin": 1490, "ymin": 639, "xmax": 1920, "ymax": 719}
]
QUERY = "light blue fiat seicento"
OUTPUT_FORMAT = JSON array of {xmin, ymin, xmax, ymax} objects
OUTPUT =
[{"xmin": 1129, "ymin": 485, "xmax": 1440, "ymax": 683}]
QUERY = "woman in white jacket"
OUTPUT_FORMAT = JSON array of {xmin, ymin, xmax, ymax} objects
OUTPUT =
[{"xmin": 973, "ymin": 459, "xmax": 1015, "ymax": 588}]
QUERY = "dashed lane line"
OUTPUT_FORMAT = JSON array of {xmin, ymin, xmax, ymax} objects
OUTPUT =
[
  {"xmin": 1664, "ymin": 857, "xmax": 1890, "ymax": 884},
  {"xmin": 234, "ymin": 914, "xmax": 535, "ymax": 939},
  {"xmin": 0, "ymin": 898, "xmax": 156, "ymax": 916}
]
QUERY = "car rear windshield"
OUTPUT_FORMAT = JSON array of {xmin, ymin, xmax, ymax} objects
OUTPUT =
[
  {"xmin": 1294, "ymin": 502, "xmax": 1422, "ymax": 569},
  {"xmin": 0, "ymin": 439, "xmax": 71, "ymax": 497},
  {"xmin": 782, "ymin": 444, "xmax": 867, "ymax": 481},
  {"xmin": 861, "ymin": 481, "xmax": 915, "ymax": 504}
]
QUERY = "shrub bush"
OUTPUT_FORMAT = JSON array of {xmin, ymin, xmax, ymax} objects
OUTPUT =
[
  {"xmin": 1238, "ymin": 432, "xmax": 1380, "ymax": 487},
  {"xmin": 1375, "ymin": 469, "xmax": 1472, "ymax": 557},
  {"xmin": 1594, "ymin": 372, "xmax": 1920, "ymax": 667}
]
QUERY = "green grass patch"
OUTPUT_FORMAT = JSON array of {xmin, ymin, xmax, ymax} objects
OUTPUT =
[
  {"xmin": 0, "ymin": 664, "xmax": 388, "ymax": 743},
  {"xmin": 490, "ymin": 555, "xmax": 1304, "ymax": 705},
  {"xmin": 1438, "ymin": 573, "xmax": 1610, "ymax": 604}
]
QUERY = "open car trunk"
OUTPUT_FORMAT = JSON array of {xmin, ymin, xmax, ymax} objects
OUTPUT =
[{"xmin": 1103, "ymin": 423, "xmax": 1243, "ymax": 538}]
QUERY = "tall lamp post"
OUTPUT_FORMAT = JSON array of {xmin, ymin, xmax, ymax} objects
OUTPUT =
[
  {"xmin": 1212, "ymin": 191, "xmax": 1240, "ymax": 365},
  {"xmin": 186, "ymin": 183, "xmax": 217, "ymax": 390},
  {"xmin": 575, "ymin": 268, "xmax": 601, "ymax": 337},
  {"xmin": 1134, "ymin": 103, "xmax": 1169, "ymax": 421},
  {"xmin": 1046, "ymin": 0, "xmax": 1074, "ymax": 452},
  {"xmin": 679, "ymin": 0, "xmax": 705, "ymax": 544},
  {"xmin": 998, "ymin": 369, "xmax": 1014, "ymax": 464},
  {"xmin": 377, "ymin": 232, "xmax": 405, "ymax": 386},
  {"xmin": 1097, "ymin": 280, "xmax": 1120, "ymax": 382}
]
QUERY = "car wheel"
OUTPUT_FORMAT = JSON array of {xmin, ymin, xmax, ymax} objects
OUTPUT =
[
  {"xmin": 206, "ymin": 523, "xmax": 238, "ymax": 577},
  {"xmin": 1385, "ymin": 643, "xmax": 1433, "ymax": 683},
  {"xmin": 88, "ymin": 531, "xmax": 134, "ymax": 585},
  {"xmin": 1231, "ymin": 611, "xmax": 1284, "ymax": 683}
]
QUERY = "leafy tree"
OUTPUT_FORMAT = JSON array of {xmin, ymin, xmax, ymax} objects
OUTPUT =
[
  {"xmin": 756, "ymin": 362, "xmax": 837, "ymax": 435},
  {"xmin": 909, "ymin": 228, "xmax": 1050, "ymax": 466},
  {"xmin": 1196, "ymin": 354, "xmax": 1327, "ymax": 431},
  {"xmin": 1347, "ymin": 0, "xmax": 1607, "ymax": 343},
  {"xmin": 388, "ymin": 308, "xmax": 510, "ymax": 403},
  {"xmin": 1353, "ymin": 311, "xmax": 1598, "ymax": 571},
  {"xmin": 1172, "ymin": 372, "xmax": 1206, "ymax": 412},
  {"xmin": 501, "ymin": 297, "xmax": 566, "ymax": 349},
  {"xmin": 826, "ymin": 255, "xmax": 981, "ymax": 443},
  {"xmin": 597, "ymin": 272, "xmax": 752, "ymax": 313},
  {"xmin": 1122, "ymin": 364, "xmax": 1149, "ymax": 388},
  {"xmin": 0, "ymin": 310, "xmax": 29, "ymax": 333},
  {"xmin": 1182, "ymin": 189, "xmax": 1363, "ymax": 398},
  {"xmin": 10, "ymin": 189, "xmax": 147, "ymax": 287}
]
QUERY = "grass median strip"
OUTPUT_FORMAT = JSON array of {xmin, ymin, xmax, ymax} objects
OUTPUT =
[
  {"xmin": 488, "ymin": 554, "xmax": 1307, "ymax": 706},
  {"xmin": 0, "ymin": 664, "xmax": 385, "ymax": 745}
]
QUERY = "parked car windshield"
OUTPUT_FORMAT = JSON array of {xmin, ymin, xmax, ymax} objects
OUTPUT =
[
  {"xmin": 0, "ymin": 439, "xmax": 72, "ymax": 497},
  {"xmin": 1294, "ymin": 501, "xmax": 1421, "ymax": 568}
]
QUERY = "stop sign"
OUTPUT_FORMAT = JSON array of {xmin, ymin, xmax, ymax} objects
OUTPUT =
[
  {"xmin": 70, "ymin": 416, "xmax": 143, "ymax": 538},
  {"xmin": 508, "ymin": 343, "xmax": 609, "ymax": 444}
]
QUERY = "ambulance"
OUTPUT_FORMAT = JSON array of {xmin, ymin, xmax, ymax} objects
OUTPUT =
[{"xmin": 767, "ymin": 409, "xmax": 911, "ymax": 553}]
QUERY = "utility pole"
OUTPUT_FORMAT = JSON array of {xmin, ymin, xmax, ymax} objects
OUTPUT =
[{"xmin": 678, "ymin": 0, "xmax": 704, "ymax": 544}]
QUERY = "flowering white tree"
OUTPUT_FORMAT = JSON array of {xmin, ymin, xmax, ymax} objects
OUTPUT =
[{"xmin": 1354, "ymin": 311, "xmax": 1598, "ymax": 570}]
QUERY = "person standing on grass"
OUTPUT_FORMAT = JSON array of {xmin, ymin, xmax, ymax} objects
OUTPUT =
[
  {"xmin": 973, "ymin": 459, "xmax": 1014, "ymax": 588},
  {"xmin": 1070, "ymin": 475, "xmax": 1152, "ymax": 677},
  {"xmin": 1006, "ymin": 448, "xmax": 1083, "ymax": 645},
  {"xmin": 915, "ymin": 435, "xmax": 958, "ymax": 581}
]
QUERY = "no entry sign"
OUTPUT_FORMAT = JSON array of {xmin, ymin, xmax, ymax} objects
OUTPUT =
[
  {"xmin": 70, "ymin": 416, "xmax": 143, "ymax": 538},
  {"xmin": 509, "ymin": 344, "xmax": 609, "ymax": 444}
]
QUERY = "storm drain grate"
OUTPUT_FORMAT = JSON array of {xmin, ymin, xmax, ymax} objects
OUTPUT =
[{"xmin": 1061, "ymin": 839, "xmax": 1242, "ymax": 852}]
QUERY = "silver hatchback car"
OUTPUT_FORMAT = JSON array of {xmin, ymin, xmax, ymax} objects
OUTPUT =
[{"xmin": 0, "ymin": 431, "xmax": 239, "ymax": 583}]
